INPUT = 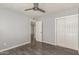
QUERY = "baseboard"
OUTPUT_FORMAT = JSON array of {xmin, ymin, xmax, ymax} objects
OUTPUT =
[
  {"xmin": 56, "ymin": 44, "xmax": 78, "ymax": 51},
  {"xmin": 42, "ymin": 41, "xmax": 56, "ymax": 45},
  {"xmin": 78, "ymin": 49, "xmax": 79, "ymax": 54},
  {"xmin": 42, "ymin": 41, "xmax": 78, "ymax": 51},
  {"xmin": 0, "ymin": 41, "xmax": 30, "ymax": 52}
]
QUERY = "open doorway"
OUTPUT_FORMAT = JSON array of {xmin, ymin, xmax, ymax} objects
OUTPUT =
[{"xmin": 31, "ymin": 19, "xmax": 42, "ymax": 48}]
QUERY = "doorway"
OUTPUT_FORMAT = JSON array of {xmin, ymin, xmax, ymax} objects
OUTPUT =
[{"xmin": 31, "ymin": 20, "xmax": 42, "ymax": 48}]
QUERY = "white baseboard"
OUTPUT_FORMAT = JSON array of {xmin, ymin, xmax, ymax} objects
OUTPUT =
[
  {"xmin": 56, "ymin": 44, "xmax": 78, "ymax": 51},
  {"xmin": 0, "ymin": 41, "xmax": 30, "ymax": 52},
  {"xmin": 78, "ymin": 49, "xmax": 79, "ymax": 54},
  {"xmin": 43, "ymin": 41, "xmax": 78, "ymax": 51},
  {"xmin": 43, "ymin": 41, "xmax": 56, "ymax": 45}
]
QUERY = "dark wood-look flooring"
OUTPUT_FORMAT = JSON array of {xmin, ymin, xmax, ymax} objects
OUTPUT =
[{"xmin": 0, "ymin": 42, "xmax": 78, "ymax": 55}]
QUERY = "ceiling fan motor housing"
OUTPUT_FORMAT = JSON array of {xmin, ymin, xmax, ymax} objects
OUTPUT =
[{"xmin": 33, "ymin": 7, "xmax": 38, "ymax": 11}]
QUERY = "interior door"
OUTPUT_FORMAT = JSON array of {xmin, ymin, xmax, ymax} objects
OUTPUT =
[
  {"xmin": 56, "ymin": 17, "xmax": 65, "ymax": 47},
  {"xmin": 35, "ymin": 21, "xmax": 42, "ymax": 42},
  {"xmin": 56, "ymin": 15, "xmax": 78, "ymax": 50}
]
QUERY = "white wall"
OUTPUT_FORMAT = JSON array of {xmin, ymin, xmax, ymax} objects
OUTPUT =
[
  {"xmin": 0, "ymin": 7, "xmax": 31, "ymax": 51},
  {"xmin": 38, "ymin": 15, "xmax": 55, "ymax": 45},
  {"xmin": 78, "ymin": 8, "xmax": 79, "ymax": 52},
  {"xmin": 38, "ymin": 8, "xmax": 78, "ymax": 48}
]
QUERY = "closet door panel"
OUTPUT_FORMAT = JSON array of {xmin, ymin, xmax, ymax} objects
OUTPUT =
[
  {"xmin": 56, "ymin": 17, "xmax": 65, "ymax": 46},
  {"xmin": 65, "ymin": 15, "xmax": 78, "ymax": 50},
  {"xmin": 56, "ymin": 15, "xmax": 78, "ymax": 50}
]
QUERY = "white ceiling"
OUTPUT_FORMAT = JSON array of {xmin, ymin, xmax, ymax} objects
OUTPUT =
[{"xmin": 0, "ymin": 3, "xmax": 79, "ymax": 17}]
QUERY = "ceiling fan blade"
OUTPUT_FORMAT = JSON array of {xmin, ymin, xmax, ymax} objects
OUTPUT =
[
  {"xmin": 38, "ymin": 8, "xmax": 45, "ymax": 13},
  {"xmin": 24, "ymin": 8, "xmax": 33, "ymax": 11},
  {"xmin": 33, "ymin": 3, "xmax": 39, "ymax": 8}
]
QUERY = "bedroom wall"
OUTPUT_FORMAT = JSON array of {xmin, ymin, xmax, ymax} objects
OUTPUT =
[
  {"xmin": 0, "ymin": 7, "xmax": 31, "ymax": 51},
  {"xmin": 38, "ymin": 8, "xmax": 78, "ymax": 47},
  {"xmin": 78, "ymin": 8, "xmax": 79, "ymax": 52},
  {"xmin": 38, "ymin": 14, "xmax": 55, "ymax": 45}
]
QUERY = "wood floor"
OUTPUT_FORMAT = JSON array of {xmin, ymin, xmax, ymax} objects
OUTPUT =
[{"xmin": 0, "ymin": 42, "xmax": 78, "ymax": 55}]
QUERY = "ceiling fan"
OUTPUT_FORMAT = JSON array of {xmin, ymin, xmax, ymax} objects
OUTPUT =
[{"xmin": 24, "ymin": 3, "xmax": 45, "ymax": 13}]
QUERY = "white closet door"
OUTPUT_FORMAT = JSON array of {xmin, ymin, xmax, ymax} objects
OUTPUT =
[
  {"xmin": 65, "ymin": 15, "xmax": 78, "ymax": 50},
  {"xmin": 56, "ymin": 15, "xmax": 78, "ymax": 50},
  {"xmin": 56, "ymin": 17, "xmax": 65, "ymax": 46}
]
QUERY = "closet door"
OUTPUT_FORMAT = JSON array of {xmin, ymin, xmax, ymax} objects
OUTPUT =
[
  {"xmin": 56, "ymin": 17, "xmax": 66, "ymax": 47},
  {"xmin": 65, "ymin": 15, "xmax": 78, "ymax": 50},
  {"xmin": 56, "ymin": 15, "xmax": 78, "ymax": 50}
]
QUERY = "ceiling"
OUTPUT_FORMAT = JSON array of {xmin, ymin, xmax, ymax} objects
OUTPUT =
[{"xmin": 0, "ymin": 3, "xmax": 79, "ymax": 17}]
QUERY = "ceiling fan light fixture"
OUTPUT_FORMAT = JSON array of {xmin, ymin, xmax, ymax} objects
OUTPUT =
[{"xmin": 24, "ymin": 3, "xmax": 45, "ymax": 13}]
